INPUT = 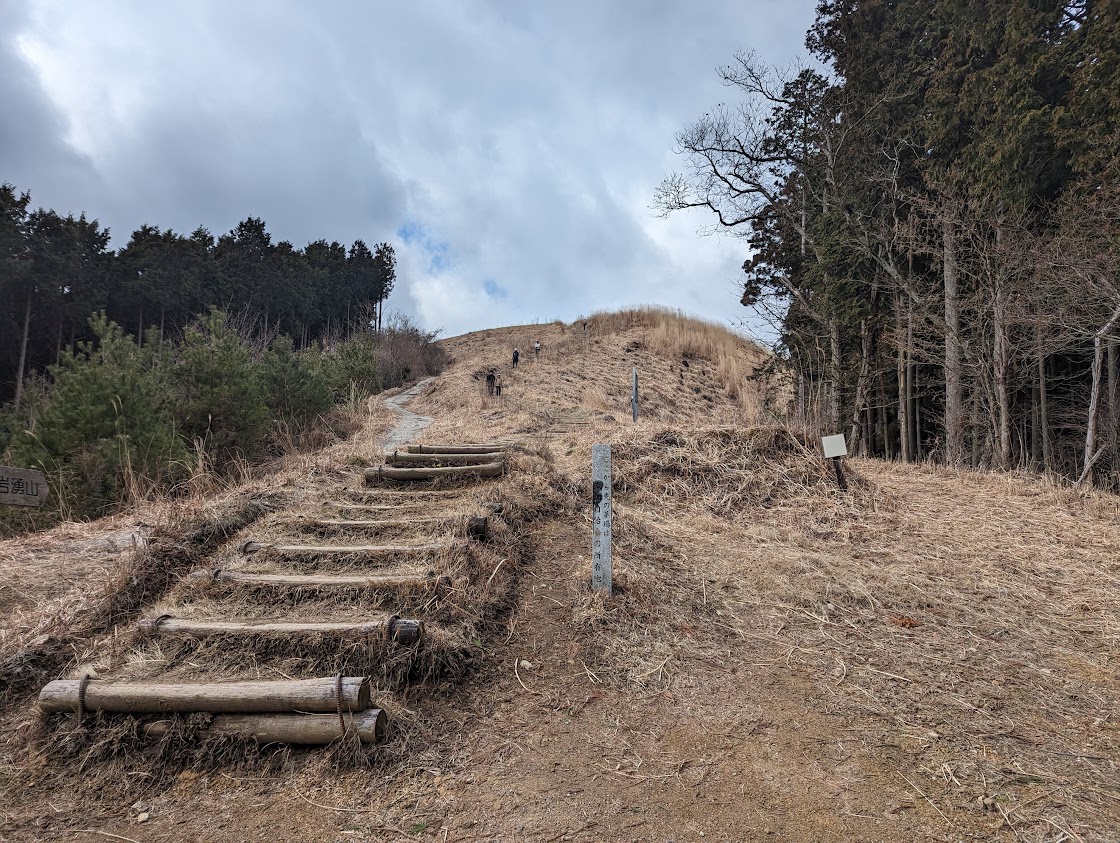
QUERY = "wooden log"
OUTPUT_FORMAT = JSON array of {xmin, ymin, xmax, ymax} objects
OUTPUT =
[
  {"xmin": 386, "ymin": 451, "xmax": 502, "ymax": 467},
  {"xmin": 138, "ymin": 615, "xmax": 424, "ymax": 644},
  {"xmin": 407, "ymin": 444, "xmax": 506, "ymax": 454},
  {"xmin": 299, "ymin": 517, "xmax": 449, "ymax": 528},
  {"xmin": 188, "ymin": 568, "xmax": 451, "ymax": 593},
  {"xmin": 347, "ymin": 490, "xmax": 465, "ymax": 498},
  {"xmin": 241, "ymin": 540, "xmax": 448, "ymax": 556},
  {"xmin": 330, "ymin": 503, "xmax": 433, "ymax": 512},
  {"xmin": 145, "ymin": 709, "xmax": 388, "ymax": 744},
  {"xmin": 39, "ymin": 676, "xmax": 370, "ymax": 714},
  {"xmin": 364, "ymin": 461, "xmax": 505, "ymax": 484}
]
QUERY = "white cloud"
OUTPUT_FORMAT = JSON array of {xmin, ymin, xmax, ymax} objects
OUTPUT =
[{"xmin": 7, "ymin": 0, "xmax": 817, "ymax": 337}]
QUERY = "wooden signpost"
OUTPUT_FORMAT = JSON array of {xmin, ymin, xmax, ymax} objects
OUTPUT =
[
  {"xmin": 591, "ymin": 445, "xmax": 612, "ymax": 595},
  {"xmin": 821, "ymin": 434, "xmax": 848, "ymax": 491},
  {"xmin": 631, "ymin": 367, "xmax": 639, "ymax": 422},
  {"xmin": 0, "ymin": 466, "xmax": 47, "ymax": 507}
]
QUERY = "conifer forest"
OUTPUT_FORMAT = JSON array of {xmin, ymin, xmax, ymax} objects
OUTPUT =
[{"xmin": 658, "ymin": 0, "xmax": 1120, "ymax": 486}]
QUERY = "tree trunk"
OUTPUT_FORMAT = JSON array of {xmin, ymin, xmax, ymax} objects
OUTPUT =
[
  {"xmin": 829, "ymin": 318, "xmax": 842, "ymax": 432},
  {"xmin": 943, "ymin": 216, "xmax": 963, "ymax": 463},
  {"xmin": 993, "ymin": 279, "xmax": 1011, "ymax": 469},
  {"xmin": 1039, "ymin": 350, "xmax": 1051, "ymax": 472},
  {"xmin": 847, "ymin": 318, "xmax": 872, "ymax": 453},
  {"xmin": 895, "ymin": 295, "xmax": 910, "ymax": 462},
  {"xmin": 13, "ymin": 290, "xmax": 32, "ymax": 411},
  {"xmin": 971, "ymin": 391, "xmax": 982, "ymax": 468},
  {"xmin": 1109, "ymin": 339, "xmax": 1119, "ymax": 466},
  {"xmin": 1081, "ymin": 304, "xmax": 1120, "ymax": 485},
  {"xmin": 799, "ymin": 369, "xmax": 808, "ymax": 423},
  {"xmin": 914, "ymin": 364, "xmax": 923, "ymax": 460}
]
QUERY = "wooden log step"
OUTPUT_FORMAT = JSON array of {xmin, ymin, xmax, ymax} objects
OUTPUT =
[
  {"xmin": 330, "ymin": 503, "xmax": 433, "ymax": 512},
  {"xmin": 138, "ymin": 615, "xmax": 424, "ymax": 644},
  {"xmin": 386, "ymin": 451, "xmax": 502, "ymax": 467},
  {"xmin": 241, "ymin": 540, "xmax": 449, "ymax": 556},
  {"xmin": 297, "ymin": 516, "xmax": 488, "ymax": 540},
  {"xmin": 299, "ymin": 516, "xmax": 449, "ymax": 528},
  {"xmin": 188, "ymin": 568, "xmax": 452, "ymax": 592},
  {"xmin": 407, "ymin": 444, "xmax": 506, "ymax": 454},
  {"xmin": 146, "ymin": 709, "xmax": 387, "ymax": 745},
  {"xmin": 348, "ymin": 490, "xmax": 466, "ymax": 498},
  {"xmin": 39, "ymin": 676, "xmax": 370, "ymax": 714},
  {"xmin": 365, "ymin": 462, "xmax": 505, "ymax": 484}
]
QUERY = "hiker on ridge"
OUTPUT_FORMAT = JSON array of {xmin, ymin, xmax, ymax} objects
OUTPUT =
[
  {"xmin": 534, "ymin": 340, "xmax": 541, "ymax": 360},
  {"xmin": 512, "ymin": 347, "xmax": 520, "ymax": 368},
  {"xmin": 485, "ymin": 369, "xmax": 496, "ymax": 396}
]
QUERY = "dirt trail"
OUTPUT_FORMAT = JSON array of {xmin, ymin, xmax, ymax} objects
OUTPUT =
[{"xmin": 382, "ymin": 377, "xmax": 434, "ymax": 452}]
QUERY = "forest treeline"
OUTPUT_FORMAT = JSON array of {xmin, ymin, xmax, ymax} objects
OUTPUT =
[
  {"xmin": 0, "ymin": 187, "xmax": 400, "ymax": 407},
  {"xmin": 0, "ymin": 189, "xmax": 444, "ymax": 523},
  {"xmin": 658, "ymin": 0, "xmax": 1120, "ymax": 485}
]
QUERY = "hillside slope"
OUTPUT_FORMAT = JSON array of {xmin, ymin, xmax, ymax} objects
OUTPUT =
[{"xmin": 3, "ymin": 309, "xmax": 1119, "ymax": 842}]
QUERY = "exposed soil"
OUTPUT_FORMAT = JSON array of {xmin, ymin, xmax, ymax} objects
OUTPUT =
[{"xmin": 2, "ymin": 314, "xmax": 1118, "ymax": 842}]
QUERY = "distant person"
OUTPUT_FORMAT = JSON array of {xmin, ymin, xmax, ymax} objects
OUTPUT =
[
  {"xmin": 495, "ymin": 374, "xmax": 503, "ymax": 397},
  {"xmin": 512, "ymin": 348, "xmax": 520, "ymax": 368},
  {"xmin": 534, "ymin": 340, "xmax": 541, "ymax": 359},
  {"xmin": 485, "ymin": 369, "xmax": 496, "ymax": 396}
]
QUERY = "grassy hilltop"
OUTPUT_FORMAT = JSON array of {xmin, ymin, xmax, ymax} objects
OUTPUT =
[{"xmin": 2, "ymin": 308, "xmax": 1118, "ymax": 842}]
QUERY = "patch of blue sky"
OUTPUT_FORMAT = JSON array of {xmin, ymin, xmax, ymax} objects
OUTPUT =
[
  {"xmin": 483, "ymin": 279, "xmax": 508, "ymax": 299},
  {"xmin": 396, "ymin": 219, "xmax": 453, "ymax": 274}
]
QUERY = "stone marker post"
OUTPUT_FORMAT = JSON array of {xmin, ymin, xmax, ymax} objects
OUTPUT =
[
  {"xmin": 631, "ymin": 367, "xmax": 638, "ymax": 422},
  {"xmin": 591, "ymin": 444, "xmax": 612, "ymax": 595}
]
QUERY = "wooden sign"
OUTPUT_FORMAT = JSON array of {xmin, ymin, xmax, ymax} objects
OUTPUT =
[
  {"xmin": 591, "ymin": 445, "xmax": 612, "ymax": 595},
  {"xmin": 820, "ymin": 435, "xmax": 848, "ymax": 492},
  {"xmin": 0, "ymin": 466, "xmax": 48, "ymax": 507}
]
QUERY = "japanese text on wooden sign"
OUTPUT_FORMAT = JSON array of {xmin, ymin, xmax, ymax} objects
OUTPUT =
[
  {"xmin": 591, "ymin": 444, "xmax": 612, "ymax": 595},
  {"xmin": 0, "ymin": 466, "xmax": 48, "ymax": 507}
]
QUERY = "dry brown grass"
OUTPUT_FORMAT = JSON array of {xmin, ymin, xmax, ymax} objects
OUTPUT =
[
  {"xmin": 561, "ymin": 428, "xmax": 1120, "ymax": 840},
  {"xmin": 5, "ymin": 309, "xmax": 1120, "ymax": 841}
]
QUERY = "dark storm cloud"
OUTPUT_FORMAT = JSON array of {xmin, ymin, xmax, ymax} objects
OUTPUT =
[
  {"xmin": 5, "ymin": 0, "xmax": 817, "ymax": 336},
  {"xmin": 0, "ymin": 3, "xmax": 103, "ymax": 218}
]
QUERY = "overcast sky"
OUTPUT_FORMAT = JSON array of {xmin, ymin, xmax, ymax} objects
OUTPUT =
[{"xmin": 2, "ymin": 1, "xmax": 817, "ymax": 340}]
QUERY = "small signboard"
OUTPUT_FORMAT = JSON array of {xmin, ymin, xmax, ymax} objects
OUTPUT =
[
  {"xmin": 0, "ymin": 466, "xmax": 48, "ymax": 507},
  {"xmin": 821, "ymin": 434, "xmax": 848, "ymax": 459}
]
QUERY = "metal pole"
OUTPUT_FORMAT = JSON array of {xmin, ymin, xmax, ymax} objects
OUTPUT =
[
  {"xmin": 631, "ymin": 367, "xmax": 638, "ymax": 422},
  {"xmin": 591, "ymin": 445, "xmax": 612, "ymax": 595}
]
